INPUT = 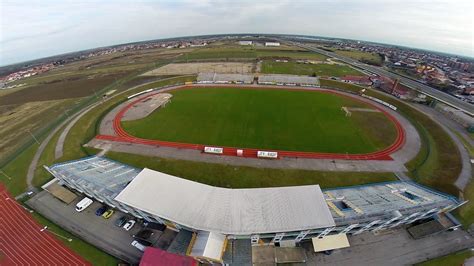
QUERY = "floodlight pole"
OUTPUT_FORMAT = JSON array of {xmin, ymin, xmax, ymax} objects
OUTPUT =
[
  {"xmin": 27, "ymin": 130, "xmax": 40, "ymax": 145},
  {"xmin": 40, "ymin": 226, "xmax": 73, "ymax": 242},
  {"xmin": 0, "ymin": 169, "xmax": 12, "ymax": 180}
]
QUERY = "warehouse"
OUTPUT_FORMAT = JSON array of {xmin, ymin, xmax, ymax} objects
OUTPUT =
[
  {"xmin": 196, "ymin": 72, "xmax": 254, "ymax": 84},
  {"xmin": 258, "ymin": 74, "xmax": 320, "ymax": 87}
]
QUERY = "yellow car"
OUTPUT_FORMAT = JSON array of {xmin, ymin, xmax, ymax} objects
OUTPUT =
[{"xmin": 102, "ymin": 209, "xmax": 114, "ymax": 219}]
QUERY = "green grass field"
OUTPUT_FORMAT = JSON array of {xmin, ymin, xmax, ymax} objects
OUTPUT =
[
  {"xmin": 261, "ymin": 60, "xmax": 364, "ymax": 77},
  {"xmin": 334, "ymin": 50, "xmax": 383, "ymax": 66},
  {"xmin": 416, "ymin": 249, "xmax": 473, "ymax": 266},
  {"xmin": 106, "ymin": 151, "xmax": 396, "ymax": 189},
  {"xmin": 122, "ymin": 87, "xmax": 397, "ymax": 153}
]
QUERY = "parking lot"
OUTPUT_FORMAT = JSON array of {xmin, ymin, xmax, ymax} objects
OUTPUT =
[{"xmin": 26, "ymin": 190, "xmax": 178, "ymax": 264}]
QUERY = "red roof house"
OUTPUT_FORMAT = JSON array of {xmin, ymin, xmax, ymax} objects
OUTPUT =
[{"xmin": 140, "ymin": 247, "xmax": 197, "ymax": 266}]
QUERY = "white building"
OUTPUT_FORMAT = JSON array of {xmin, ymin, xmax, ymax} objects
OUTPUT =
[
  {"xmin": 265, "ymin": 42, "xmax": 280, "ymax": 47},
  {"xmin": 197, "ymin": 72, "xmax": 254, "ymax": 84},
  {"xmin": 239, "ymin": 41, "xmax": 253, "ymax": 46}
]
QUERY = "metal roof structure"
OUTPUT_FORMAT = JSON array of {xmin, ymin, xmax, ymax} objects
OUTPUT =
[
  {"xmin": 323, "ymin": 181, "xmax": 459, "ymax": 225},
  {"xmin": 47, "ymin": 156, "xmax": 141, "ymax": 199},
  {"xmin": 197, "ymin": 73, "xmax": 254, "ymax": 84},
  {"xmin": 115, "ymin": 168, "xmax": 335, "ymax": 235},
  {"xmin": 258, "ymin": 74, "xmax": 320, "ymax": 85}
]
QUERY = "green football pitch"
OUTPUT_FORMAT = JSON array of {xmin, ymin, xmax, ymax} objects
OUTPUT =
[{"xmin": 121, "ymin": 87, "xmax": 397, "ymax": 153}]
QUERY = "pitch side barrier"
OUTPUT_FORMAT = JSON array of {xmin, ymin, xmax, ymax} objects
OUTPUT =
[
  {"xmin": 204, "ymin": 146, "xmax": 224, "ymax": 154},
  {"xmin": 257, "ymin": 151, "xmax": 279, "ymax": 159},
  {"xmin": 361, "ymin": 94, "xmax": 397, "ymax": 111},
  {"xmin": 127, "ymin": 89, "xmax": 153, "ymax": 99}
]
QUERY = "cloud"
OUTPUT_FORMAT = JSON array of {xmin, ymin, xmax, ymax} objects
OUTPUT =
[{"xmin": 0, "ymin": 0, "xmax": 473, "ymax": 66}]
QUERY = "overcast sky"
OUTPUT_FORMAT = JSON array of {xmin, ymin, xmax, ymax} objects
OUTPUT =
[{"xmin": 1, "ymin": 0, "xmax": 473, "ymax": 66}]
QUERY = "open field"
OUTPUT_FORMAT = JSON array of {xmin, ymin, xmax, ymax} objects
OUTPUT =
[
  {"xmin": 255, "ymin": 49, "xmax": 328, "ymax": 60},
  {"xmin": 0, "ymin": 73, "xmax": 126, "ymax": 105},
  {"xmin": 261, "ymin": 60, "xmax": 365, "ymax": 77},
  {"xmin": 320, "ymin": 79, "xmax": 462, "ymax": 196},
  {"xmin": 176, "ymin": 44, "xmax": 329, "ymax": 62},
  {"xmin": 142, "ymin": 62, "xmax": 255, "ymax": 75},
  {"xmin": 182, "ymin": 47, "xmax": 257, "ymax": 61},
  {"xmin": 121, "ymin": 87, "xmax": 397, "ymax": 153},
  {"xmin": 106, "ymin": 151, "xmax": 397, "ymax": 189},
  {"xmin": 333, "ymin": 50, "xmax": 383, "ymax": 66},
  {"xmin": 0, "ymin": 99, "xmax": 77, "ymax": 161}
]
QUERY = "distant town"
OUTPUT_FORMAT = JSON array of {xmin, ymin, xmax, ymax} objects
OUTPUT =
[
  {"xmin": 324, "ymin": 39, "xmax": 474, "ymax": 99},
  {"xmin": 1, "ymin": 34, "xmax": 473, "ymax": 105}
]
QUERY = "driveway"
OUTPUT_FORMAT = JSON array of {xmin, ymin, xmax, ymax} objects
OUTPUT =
[
  {"xmin": 303, "ymin": 228, "xmax": 474, "ymax": 265},
  {"xmin": 26, "ymin": 191, "xmax": 144, "ymax": 264}
]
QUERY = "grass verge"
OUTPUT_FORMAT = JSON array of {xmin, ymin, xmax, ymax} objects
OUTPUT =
[
  {"xmin": 0, "ymin": 143, "xmax": 39, "ymax": 196},
  {"xmin": 106, "ymin": 151, "xmax": 396, "ymax": 189},
  {"xmin": 415, "ymin": 249, "xmax": 473, "ymax": 266}
]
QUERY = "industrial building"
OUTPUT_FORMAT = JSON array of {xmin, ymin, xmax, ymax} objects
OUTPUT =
[
  {"xmin": 196, "ymin": 72, "xmax": 254, "ymax": 84},
  {"xmin": 258, "ymin": 74, "xmax": 320, "ymax": 87},
  {"xmin": 45, "ymin": 156, "xmax": 463, "ymax": 263}
]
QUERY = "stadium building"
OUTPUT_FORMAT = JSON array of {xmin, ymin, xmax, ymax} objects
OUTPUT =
[
  {"xmin": 258, "ymin": 74, "xmax": 320, "ymax": 87},
  {"xmin": 196, "ymin": 73, "xmax": 254, "ymax": 84},
  {"xmin": 45, "ymin": 156, "xmax": 463, "ymax": 263}
]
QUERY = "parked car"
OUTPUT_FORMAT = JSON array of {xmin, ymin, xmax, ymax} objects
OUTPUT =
[
  {"xmin": 102, "ymin": 209, "xmax": 114, "ymax": 219},
  {"xmin": 95, "ymin": 205, "xmax": 107, "ymax": 216},
  {"xmin": 143, "ymin": 221, "xmax": 166, "ymax": 231},
  {"xmin": 123, "ymin": 220, "xmax": 136, "ymax": 231},
  {"xmin": 115, "ymin": 216, "xmax": 128, "ymax": 227},
  {"xmin": 133, "ymin": 229, "xmax": 154, "ymax": 240},
  {"xmin": 131, "ymin": 240, "xmax": 148, "ymax": 252},
  {"xmin": 75, "ymin": 197, "xmax": 93, "ymax": 212}
]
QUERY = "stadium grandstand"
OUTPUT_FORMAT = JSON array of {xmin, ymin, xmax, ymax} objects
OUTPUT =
[
  {"xmin": 45, "ymin": 156, "xmax": 463, "ymax": 263},
  {"xmin": 196, "ymin": 73, "xmax": 254, "ymax": 84},
  {"xmin": 258, "ymin": 74, "xmax": 320, "ymax": 87}
]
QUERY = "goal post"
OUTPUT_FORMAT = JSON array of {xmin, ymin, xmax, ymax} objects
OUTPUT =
[{"xmin": 341, "ymin": 107, "xmax": 352, "ymax": 117}]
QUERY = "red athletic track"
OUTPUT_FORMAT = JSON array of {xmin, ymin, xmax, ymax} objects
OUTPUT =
[
  {"xmin": 0, "ymin": 184, "xmax": 90, "ymax": 266},
  {"xmin": 96, "ymin": 85, "xmax": 406, "ymax": 161}
]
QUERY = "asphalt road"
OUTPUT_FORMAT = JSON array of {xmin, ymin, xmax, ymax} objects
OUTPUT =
[{"xmin": 286, "ymin": 40, "xmax": 474, "ymax": 116}]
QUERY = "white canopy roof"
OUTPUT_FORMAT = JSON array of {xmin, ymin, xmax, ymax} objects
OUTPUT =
[
  {"xmin": 190, "ymin": 231, "xmax": 226, "ymax": 261},
  {"xmin": 312, "ymin": 234, "xmax": 350, "ymax": 252},
  {"xmin": 115, "ymin": 168, "xmax": 335, "ymax": 235}
]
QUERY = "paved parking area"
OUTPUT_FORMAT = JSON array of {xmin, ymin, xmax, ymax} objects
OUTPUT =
[
  {"xmin": 302, "ymin": 228, "xmax": 474, "ymax": 266},
  {"xmin": 27, "ymin": 191, "xmax": 144, "ymax": 264}
]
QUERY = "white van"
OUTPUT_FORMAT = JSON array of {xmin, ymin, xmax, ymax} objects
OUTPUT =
[
  {"xmin": 131, "ymin": 240, "xmax": 147, "ymax": 252},
  {"xmin": 75, "ymin": 197, "xmax": 93, "ymax": 212}
]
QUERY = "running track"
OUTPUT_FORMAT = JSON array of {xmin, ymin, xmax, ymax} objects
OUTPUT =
[
  {"xmin": 0, "ymin": 184, "xmax": 89, "ymax": 266},
  {"xmin": 96, "ymin": 85, "xmax": 406, "ymax": 161}
]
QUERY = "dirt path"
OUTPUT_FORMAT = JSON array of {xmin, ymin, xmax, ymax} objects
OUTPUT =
[{"xmin": 26, "ymin": 115, "xmax": 74, "ymax": 191}]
